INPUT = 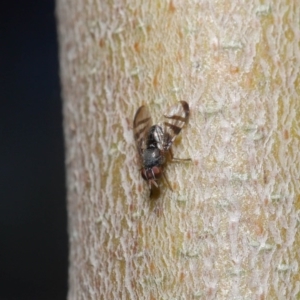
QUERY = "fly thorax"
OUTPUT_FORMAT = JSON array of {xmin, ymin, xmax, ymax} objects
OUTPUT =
[{"xmin": 143, "ymin": 148, "xmax": 164, "ymax": 168}]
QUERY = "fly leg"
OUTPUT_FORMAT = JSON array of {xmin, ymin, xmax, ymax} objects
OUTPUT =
[
  {"xmin": 162, "ymin": 172, "xmax": 173, "ymax": 191},
  {"xmin": 168, "ymin": 148, "xmax": 191, "ymax": 162}
]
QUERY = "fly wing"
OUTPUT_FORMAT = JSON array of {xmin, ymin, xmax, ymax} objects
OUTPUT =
[
  {"xmin": 161, "ymin": 101, "xmax": 189, "ymax": 151},
  {"xmin": 133, "ymin": 105, "xmax": 152, "ymax": 158}
]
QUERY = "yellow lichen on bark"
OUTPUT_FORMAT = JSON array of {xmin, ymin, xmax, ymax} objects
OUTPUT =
[{"xmin": 57, "ymin": 0, "xmax": 300, "ymax": 299}]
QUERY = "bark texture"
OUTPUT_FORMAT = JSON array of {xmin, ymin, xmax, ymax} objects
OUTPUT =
[{"xmin": 57, "ymin": 0, "xmax": 300, "ymax": 299}]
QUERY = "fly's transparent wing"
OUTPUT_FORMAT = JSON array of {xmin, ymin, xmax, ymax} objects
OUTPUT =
[
  {"xmin": 133, "ymin": 105, "xmax": 152, "ymax": 157},
  {"xmin": 160, "ymin": 101, "xmax": 189, "ymax": 151}
]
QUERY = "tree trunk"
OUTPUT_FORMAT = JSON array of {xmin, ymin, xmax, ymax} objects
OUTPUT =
[{"xmin": 57, "ymin": 0, "xmax": 300, "ymax": 299}]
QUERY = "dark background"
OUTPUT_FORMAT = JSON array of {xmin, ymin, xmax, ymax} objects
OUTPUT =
[{"xmin": 0, "ymin": 1, "xmax": 68, "ymax": 299}]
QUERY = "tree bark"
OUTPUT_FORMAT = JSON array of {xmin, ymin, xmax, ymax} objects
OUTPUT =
[{"xmin": 57, "ymin": 0, "xmax": 300, "ymax": 299}]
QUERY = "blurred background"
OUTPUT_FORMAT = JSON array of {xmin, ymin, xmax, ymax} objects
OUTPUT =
[{"xmin": 0, "ymin": 1, "xmax": 68, "ymax": 299}]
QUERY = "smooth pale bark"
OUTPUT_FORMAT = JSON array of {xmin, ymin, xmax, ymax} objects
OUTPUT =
[{"xmin": 57, "ymin": 0, "xmax": 300, "ymax": 299}]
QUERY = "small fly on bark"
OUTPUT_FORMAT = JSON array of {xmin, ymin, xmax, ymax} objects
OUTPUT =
[{"xmin": 133, "ymin": 101, "xmax": 190, "ymax": 195}]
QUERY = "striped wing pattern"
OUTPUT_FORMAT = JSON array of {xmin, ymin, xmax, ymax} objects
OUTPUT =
[
  {"xmin": 161, "ymin": 101, "xmax": 189, "ymax": 150},
  {"xmin": 133, "ymin": 105, "xmax": 152, "ymax": 157}
]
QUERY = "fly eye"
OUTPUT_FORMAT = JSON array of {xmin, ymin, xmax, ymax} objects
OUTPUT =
[{"xmin": 152, "ymin": 166, "xmax": 162, "ymax": 178}]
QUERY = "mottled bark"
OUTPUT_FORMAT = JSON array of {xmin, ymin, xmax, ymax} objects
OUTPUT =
[{"xmin": 57, "ymin": 0, "xmax": 300, "ymax": 299}]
